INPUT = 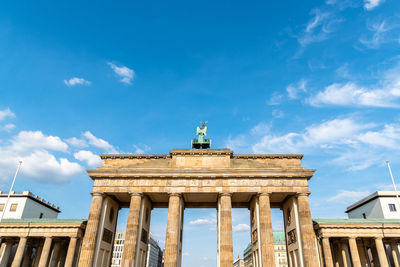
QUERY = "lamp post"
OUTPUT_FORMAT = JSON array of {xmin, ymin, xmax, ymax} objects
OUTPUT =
[{"xmin": 0, "ymin": 161, "xmax": 22, "ymax": 222}]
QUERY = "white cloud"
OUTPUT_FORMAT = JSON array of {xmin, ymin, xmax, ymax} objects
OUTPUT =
[
  {"xmin": 65, "ymin": 137, "xmax": 88, "ymax": 148},
  {"xmin": 83, "ymin": 131, "xmax": 118, "ymax": 153},
  {"xmin": 252, "ymin": 118, "xmax": 371, "ymax": 154},
  {"xmin": 0, "ymin": 132, "xmax": 84, "ymax": 183},
  {"xmin": 63, "ymin": 77, "xmax": 91, "ymax": 86},
  {"xmin": 182, "ymin": 252, "xmax": 190, "ymax": 257},
  {"xmin": 0, "ymin": 124, "xmax": 15, "ymax": 132},
  {"xmin": 286, "ymin": 79, "xmax": 307, "ymax": 99},
  {"xmin": 232, "ymin": 224, "xmax": 250, "ymax": 232},
  {"xmin": 74, "ymin": 150, "xmax": 102, "ymax": 167},
  {"xmin": 328, "ymin": 190, "xmax": 370, "ymax": 204},
  {"xmin": 227, "ymin": 117, "xmax": 400, "ymax": 170},
  {"xmin": 108, "ymin": 62, "xmax": 135, "ymax": 84},
  {"xmin": 0, "ymin": 108, "xmax": 15, "ymax": 122},
  {"xmin": 11, "ymin": 131, "xmax": 68, "ymax": 152},
  {"xmin": 364, "ymin": 0, "xmax": 384, "ymax": 10},
  {"xmin": 188, "ymin": 218, "xmax": 216, "ymax": 226},
  {"xmin": 309, "ymin": 63, "xmax": 400, "ymax": 108}
]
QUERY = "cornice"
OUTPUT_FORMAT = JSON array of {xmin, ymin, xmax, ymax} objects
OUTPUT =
[
  {"xmin": 233, "ymin": 154, "xmax": 303, "ymax": 159},
  {"xmin": 100, "ymin": 154, "xmax": 170, "ymax": 159},
  {"xmin": 87, "ymin": 168, "xmax": 315, "ymax": 179}
]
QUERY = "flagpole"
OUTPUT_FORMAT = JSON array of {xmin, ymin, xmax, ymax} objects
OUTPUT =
[
  {"xmin": 0, "ymin": 161, "xmax": 22, "ymax": 222},
  {"xmin": 386, "ymin": 161, "xmax": 400, "ymax": 211}
]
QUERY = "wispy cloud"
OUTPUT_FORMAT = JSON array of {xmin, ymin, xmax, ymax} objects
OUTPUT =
[
  {"xmin": 297, "ymin": 8, "xmax": 343, "ymax": 47},
  {"xmin": 188, "ymin": 218, "xmax": 216, "ymax": 226},
  {"xmin": 286, "ymin": 79, "xmax": 307, "ymax": 99},
  {"xmin": 308, "ymin": 62, "xmax": 400, "ymax": 108},
  {"xmin": 0, "ymin": 124, "xmax": 15, "ymax": 132},
  {"xmin": 232, "ymin": 224, "xmax": 250, "ymax": 232},
  {"xmin": 0, "ymin": 108, "xmax": 15, "ymax": 121},
  {"xmin": 63, "ymin": 77, "xmax": 91, "ymax": 86},
  {"xmin": 364, "ymin": 0, "xmax": 384, "ymax": 10},
  {"xmin": 359, "ymin": 20, "xmax": 396, "ymax": 49},
  {"xmin": 133, "ymin": 144, "xmax": 150, "ymax": 154},
  {"xmin": 108, "ymin": 62, "xmax": 135, "ymax": 84},
  {"xmin": 328, "ymin": 190, "xmax": 370, "ymax": 204},
  {"xmin": 226, "ymin": 117, "xmax": 400, "ymax": 170}
]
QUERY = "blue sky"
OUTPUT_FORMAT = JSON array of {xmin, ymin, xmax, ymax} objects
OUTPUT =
[{"xmin": 1, "ymin": 0, "xmax": 400, "ymax": 266}]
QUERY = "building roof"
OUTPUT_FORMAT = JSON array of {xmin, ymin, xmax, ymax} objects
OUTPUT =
[
  {"xmin": 0, "ymin": 191, "xmax": 60, "ymax": 212},
  {"xmin": 313, "ymin": 218, "xmax": 400, "ymax": 224},
  {"xmin": 243, "ymin": 231, "xmax": 286, "ymax": 255},
  {"xmin": 346, "ymin": 191, "xmax": 400, "ymax": 213},
  {"xmin": 0, "ymin": 219, "xmax": 86, "ymax": 223}
]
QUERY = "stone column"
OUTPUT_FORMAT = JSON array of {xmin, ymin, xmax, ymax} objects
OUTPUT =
[
  {"xmin": 121, "ymin": 192, "xmax": 143, "ymax": 267},
  {"xmin": 322, "ymin": 237, "xmax": 334, "ymax": 267},
  {"xmin": 348, "ymin": 238, "xmax": 361, "ymax": 267},
  {"xmin": 22, "ymin": 244, "xmax": 32, "ymax": 267},
  {"xmin": 11, "ymin": 237, "xmax": 27, "ymax": 267},
  {"xmin": 0, "ymin": 241, "xmax": 13, "ymax": 267},
  {"xmin": 33, "ymin": 239, "xmax": 44, "ymax": 267},
  {"xmin": 258, "ymin": 193, "xmax": 275, "ymax": 266},
  {"xmin": 340, "ymin": 241, "xmax": 349, "ymax": 267},
  {"xmin": 38, "ymin": 237, "xmax": 52, "ymax": 267},
  {"xmin": 391, "ymin": 241, "xmax": 400, "ymax": 267},
  {"xmin": 78, "ymin": 192, "xmax": 104, "ymax": 267},
  {"xmin": 164, "ymin": 193, "xmax": 183, "ymax": 267},
  {"xmin": 65, "ymin": 237, "xmax": 78, "ymax": 267},
  {"xmin": 297, "ymin": 193, "xmax": 319, "ymax": 267},
  {"xmin": 375, "ymin": 237, "xmax": 389, "ymax": 267},
  {"xmin": 218, "ymin": 193, "xmax": 233, "ymax": 267}
]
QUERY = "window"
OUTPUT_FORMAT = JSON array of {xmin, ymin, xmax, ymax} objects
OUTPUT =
[
  {"xmin": 362, "ymin": 213, "xmax": 367, "ymax": 219},
  {"xmin": 389, "ymin": 204, "xmax": 397, "ymax": 212},
  {"xmin": 39, "ymin": 213, "xmax": 43, "ymax": 218},
  {"xmin": 0, "ymin": 204, "xmax": 4, "ymax": 211},
  {"xmin": 9, "ymin": 204, "xmax": 17, "ymax": 212}
]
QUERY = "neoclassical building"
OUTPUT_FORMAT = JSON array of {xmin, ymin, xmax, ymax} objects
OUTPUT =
[{"xmin": 77, "ymin": 148, "xmax": 318, "ymax": 267}]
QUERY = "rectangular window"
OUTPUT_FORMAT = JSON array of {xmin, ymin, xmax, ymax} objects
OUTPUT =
[
  {"xmin": 0, "ymin": 204, "xmax": 4, "ymax": 211},
  {"xmin": 9, "ymin": 204, "xmax": 17, "ymax": 212},
  {"xmin": 389, "ymin": 204, "xmax": 397, "ymax": 212},
  {"xmin": 362, "ymin": 213, "xmax": 367, "ymax": 219}
]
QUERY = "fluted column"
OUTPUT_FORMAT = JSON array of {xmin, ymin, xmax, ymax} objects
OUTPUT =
[
  {"xmin": 64, "ymin": 237, "xmax": 78, "ymax": 267},
  {"xmin": 322, "ymin": 237, "xmax": 334, "ymax": 267},
  {"xmin": 218, "ymin": 193, "xmax": 233, "ymax": 267},
  {"xmin": 0, "ymin": 241, "xmax": 13, "ymax": 267},
  {"xmin": 38, "ymin": 237, "xmax": 52, "ymax": 267},
  {"xmin": 121, "ymin": 192, "xmax": 143, "ymax": 267},
  {"xmin": 164, "ymin": 193, "xmax": 183, "ymax": 267},
  {"xmin": 78, "ymin": 192, "xmax": 104, "ymax": 267},
  {"xmin": 11, "ymin": 237, "xmax": 27, "ymax": 267},
  {"xmin": 391, "ymin": 241, "xmax": 400, "ymax": 267},
  {"xmin": 297, "ymin": 193, "xmax": 319, "ymax": 267},
  {"xmin": 348, "ymin": 238, "xmax": 361, "ymax": 267},
  {"xmin": 258, "ymin": 193, "xmax": 275, "ymax": 266},
  {"xmin": 375, "ymin": 237, "xmax": 389, "ymax": 267}
]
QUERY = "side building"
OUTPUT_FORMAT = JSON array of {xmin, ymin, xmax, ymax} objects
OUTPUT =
[
  {"xmin": 111, "ymin": 231, "xmax": 163, "ymax": 267},
  {"xmin": 0, "ymin": 191, "xmax": 60, "ymax": 219},
  {"xmin": 242, "ymin": 231, "xmax": 288, "ymax": 267}
]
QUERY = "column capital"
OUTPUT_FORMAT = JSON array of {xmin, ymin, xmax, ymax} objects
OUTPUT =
[
  {"xmin": 219, "ymin": 192, "xmax": 232, "ymax": 198},
  {"xmin": 168, "ymin": 192, "xmax": 182, "ymax": 198},
  {"xmin": 90, "ymin": 192, "xmax": 104, "ymax": 197},
  {"xmin": 296, "ymin": 192, "xmax": 311, "ymax": 197},
  {"xmin": 129, "ymin": 192, "xmax": 143, "ymax": 197},
  {"xmin": 257, "ymin": 192, "xmax": 271, "ymax": 197},
  {"xmin": 374, "ymin": 236, "xmax": 384, "ymax": 240}
]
